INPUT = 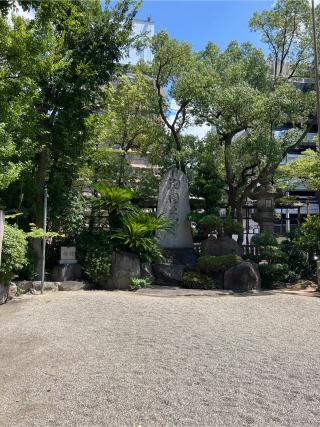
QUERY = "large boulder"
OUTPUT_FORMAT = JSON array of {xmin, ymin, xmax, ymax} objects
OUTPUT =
[
  {"xmin": 58, "ymin": 281, "xmax": 86, "ymax": 291},
  {"xmin": 53, "ymin": 264, "xmax": 81, "ymax": 282},
  {"xmin": 0, "ymin": 283, "xmax": 17, "ymax": 304},
  {"xmin": 201, "ymin": 236, "xmax": 244, "ymax": 257},
  {"xmin": 111, "ymin": 252, "xmax": 141, "ymax": 290},
  {"xmin": 32, "ymin": 281, "xmax": 59, "ymax": 292},
  {"xmin": 224, "ymin": 261, "xmax": 261, "ymax": 293},
  {"xmin": 152, "ymin": 263, "xmax": 185, "ymax": 286},
  {"xmin": 0, "ymin": 284, "xmax": 7, "ymax": 304}
]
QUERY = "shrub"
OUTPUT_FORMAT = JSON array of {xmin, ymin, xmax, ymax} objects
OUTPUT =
[
  {"xmin": 189, "ymin": 213, "xmax": 243, "ymax": 239},
  {"xmin": 76, "ymin": 229, "xmax": 112, "ymax": 283},
  {"xmin": 129, "ymin": 277, "xmax": 152, "ymax": 291},
  {"xmin": 293, "ymin": 216, "xmax": 320, "ymax": 261},
  {"xmin": 197, "ymin": 255, "xmax": 241, "ymax": 274},
  {"xmin": 112, "ymin": 212, "xmax": 171, "ymax": 263},
  {"xmin": 83, "ymin": 250, "xmax": 112, "ymax": 283},
  {"xmin": 259, "ymin": 245, "xmax": 288, "ymax": 263},
  {"xmin": 259, "ymin": 263, "xmax": 300, "ymax": 288},
  {"xmin": 251, "ymin": 233, "xmax": 278, "ymax": 247},
  {"xmin": 223, "ymin": 217, "xmax": 243, "ymax": 237},
  {"xmin": 0, "ymin": 224, "xmax": 27, "ymax": 285},
  {"xmin": 182, "ymin": 271, "xmax": 215, "ymax": 290}
]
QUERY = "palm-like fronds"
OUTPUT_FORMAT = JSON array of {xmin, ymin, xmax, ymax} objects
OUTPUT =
[
  {"xmin": 126, "ymin": 209, "xmax": 172, "ymax": 235},
  {"xmin": 112, "ymin": 216, "xmax": 165, "ymax": 262},
  {"xmin": 93, "ymin": 184, "xmax": 134, "ymax": 210}
]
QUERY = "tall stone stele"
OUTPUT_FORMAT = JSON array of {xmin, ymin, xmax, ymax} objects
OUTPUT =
[{"xmin": 157, "ymin": 168, "xmax": 193, "ymax": 250}]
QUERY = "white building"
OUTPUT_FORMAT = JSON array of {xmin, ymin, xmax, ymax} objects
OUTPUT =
[{"xmin": 124, "ymin": 18, "xmax": 155, "ymax": 65}]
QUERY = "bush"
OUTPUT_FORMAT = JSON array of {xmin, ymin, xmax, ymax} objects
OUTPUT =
[
  {"xmin": 76, "ymin": 229, "xmax": 112, "ymax": 283},
  {"xmin": 223, "ymin": 217, "xmax": 243, "ymax": 237},
  {"xmin": 189, "ymin": 213, "xmax": 243, "ymax": 240},
  {"xmin": 0, "ymin": 224, "xmax": 27, "ymax": 285},
  {"xmin": 129, "ymin": 277, "xmax": 152, "ymax": 291},
  {"xmin": 251, "ymin": 233, "xmax": 278, "ymax": 247},
  {"xmin": 293, "ymin": 216, "xmax": 320, "ymax": 262},
  {"xmin": 259, "ymin": 263, "xmax": 300, "ymax": 288},
  {"xmin": 182, "ymin": 271, "xmax": 215, "ymax": 290},
  {"xmin": 197, "ymin": 255, "xmax": 241, "ymax": 274},
  {"xmin": 83, "ymin": 250, "xmax": 112, "ymax": 283},
  {"xmin": 251, "ymin": 232, "xmax": 306, "ymax": 287},
  {"xmin": 259, "ymin": 245, "xmax": 288, "ymax": 263}
]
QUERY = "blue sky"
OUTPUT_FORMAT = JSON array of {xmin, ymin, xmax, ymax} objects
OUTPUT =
[{"xmin": 136, "ymin": 0, "xmax": 274, "ymax": 52}]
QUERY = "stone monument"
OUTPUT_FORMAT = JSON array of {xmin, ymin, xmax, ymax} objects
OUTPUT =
[
  {"xmin": 53, "ymin": 246, "xmax": 81, "ymax": 282},
  {"xmin": 156, "ymin": 168, "xmax": 195, "ymax": 266}
]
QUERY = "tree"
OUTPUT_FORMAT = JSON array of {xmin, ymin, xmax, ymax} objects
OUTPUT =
[
  {"xmin": 144, "ymin": 31, "xmax": 204, "ymax": 171},
  {"xmin": 86, "ymin": 71, "xmax": 163, "ymax": 186},
  {"xmin": 0, "ymin": 0, "xmax": 140, "ymax": 273},
  {"xmin": 193, "ymin": 41, "xmax": 313, "ymax": 238},
  {"xmin": 249, "ymin": 0, "xmax": 312, "ymax": 80},
  {"xmin": 277, "ymin": 148, "xmax": 320, "ymax": 210}
]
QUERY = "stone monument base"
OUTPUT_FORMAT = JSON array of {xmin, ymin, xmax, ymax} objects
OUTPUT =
[
  {"xmin": 53, "ymin": 263, "xmax": 81, "ymax": 282},
  {"xmin": 163, "ymin": 248, "xmax": 197, "ymax": 266}
]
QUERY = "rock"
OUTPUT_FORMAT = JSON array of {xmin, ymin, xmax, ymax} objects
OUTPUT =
[
  {"xmin": 140, "ymin": 262, "xmax": 154, "ymax": 284},
  {"xmin": 0, "ymin": 283, "xmax": 8, "ymax": 304},
  {"xmin": 52, "ymin": 263, "xmax": 81, "ymax": 282},
  {"xmin": 15, "ymin": 281, "xmax": 33, "ymax": 292},
  {"xmin": 152, "ymin": 263, "xmax": 185, "ymax": 286},
  {"xmin": 58, "ymin": 281, "xmax": 86, "ymax": 291},
  {"xmin": 163, "ymin": 248, "xmax": 197, "ymax": 267},
  {"xmin": 224, "ymin": 261, "xmax": 261, "ymax": 293},
  {"xmin": 111, "ymin": 252, "xmax": 141, "ymax": 290},
  {"xmin": 32, "ymin": 281, "xmax": 59, "ymax": 292},
  {"xmin": 201, "ymin": 236, "xmax": 244, "ymax": 257},
  {"xmin": 157, "ymin": 168, "xmax": 193, "ymax": 249},
  {"xmin": 26, "ymin": 288, "xmax": 41, "ymax": 295},
  {"xmin": 8, "ymin": 283, "xmax": 17, "ymax": 300},
  {"xmin": 291, "ymin": 280, "xmax": 317, "ymax": 291}
]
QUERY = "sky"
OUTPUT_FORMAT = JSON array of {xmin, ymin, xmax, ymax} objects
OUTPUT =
[{"xmin": 135, "ymin": 0, "xmax": 274, "ymax": 52}]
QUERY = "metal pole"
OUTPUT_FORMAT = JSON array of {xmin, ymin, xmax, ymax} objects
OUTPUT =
[
  {"xmin": 40, "ymin": 185, "xmax": 48, "ymax": 295},
  {"xmin": 311, "ymin": 0, "xmax": 320, "ymax": 148}
]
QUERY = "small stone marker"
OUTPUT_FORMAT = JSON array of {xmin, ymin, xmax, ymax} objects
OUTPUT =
[
  {"xmin": 59, "ymin": 247, "xmax": 77, "ymax": 265},
  {"xmin": 53, "ymin": 246, "xmax": 81, "ymax": 282},
  {"xmin": 0, "ymin": 210, "xmax": 4, "ymax": 267},
  {"xmin": 157, "ymin": 168, "xmax": 193, "ymax": 249}
]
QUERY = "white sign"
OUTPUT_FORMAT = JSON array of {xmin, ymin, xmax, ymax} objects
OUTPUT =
[
  {"xmin": 59, "ymin": 246, "xmax": 77, "ymax": 264},
  {"xmin": 0, "ymin": 211, "xmax": 4, "ymax": 267}
]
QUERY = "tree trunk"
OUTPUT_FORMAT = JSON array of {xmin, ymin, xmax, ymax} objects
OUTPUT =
[
  {"xmin": 118, "ymin": 151, "xmax": 126, "ymax": 187},
  {"xmin": 236, "ymin": 201, "xmax": 244, "ymax": 245}
]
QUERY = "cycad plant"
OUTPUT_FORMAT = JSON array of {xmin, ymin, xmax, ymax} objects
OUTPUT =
[
  {"xmin": 112, "ymin": 211, "xmax": 172, "ymax": 262},
  {"xmin": 92, "ymin": 184, "xmax": 172, "ymax": 262},
  {"xmin": 93, "ymin": 183, "xmax": 135, "ymax": 228}
]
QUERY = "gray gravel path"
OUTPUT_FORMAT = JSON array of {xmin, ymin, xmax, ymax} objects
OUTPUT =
[{"xmin": 1, "ymin": 290, "xmax": 320, "ymax": 426}]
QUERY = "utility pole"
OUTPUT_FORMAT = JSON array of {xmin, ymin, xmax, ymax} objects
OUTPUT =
[
  {"xmin": 40, "ymin": 185, "xmax": 48, "ymax": 295},
  {"xmin": 311, "ymin": 0, "xmax": 320, "ymax": 148}
]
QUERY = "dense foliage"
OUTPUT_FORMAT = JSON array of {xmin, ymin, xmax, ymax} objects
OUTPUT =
[
  {"xmin": 0, "ymin": 0, "xmax": 319, "ymax": 288},
  {"xmin": 197, "ymin": 255, "xmax": 242, "ymax": 274},
  {"xmin": 182, "ymin": 272, "xmax": 215, "ymax": 290},
  {"xmin": 0, "ymin": 224, "xmax": 27, "ymax": 285}
]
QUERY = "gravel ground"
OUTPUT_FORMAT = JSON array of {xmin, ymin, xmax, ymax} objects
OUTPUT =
[{"xmin": 1, "ymin": 290, "xmax": 320, "ymax": 427}]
